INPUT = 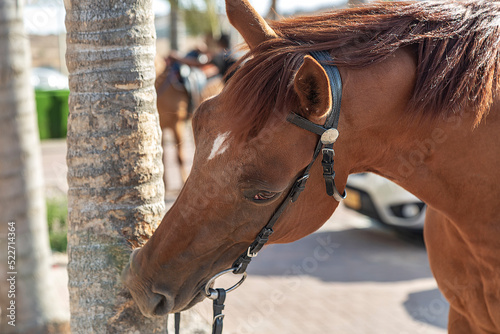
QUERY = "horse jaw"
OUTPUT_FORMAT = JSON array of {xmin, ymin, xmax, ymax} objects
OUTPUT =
[{"xmin": 225, "ymin": 0, "xmax": 277, "ymax": 49}]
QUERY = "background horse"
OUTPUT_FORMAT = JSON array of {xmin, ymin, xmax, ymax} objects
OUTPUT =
[
  {"xmin": 155, "ymin": 55, "xmax": 223, "ymax": 189},
  {"xmin": 125, "ymin": 1, "xmax": 500, "ymax": 332}
]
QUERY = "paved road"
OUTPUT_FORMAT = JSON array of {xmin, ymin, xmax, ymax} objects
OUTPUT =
[
  {"xmin": 184, "ymin": 205, "xmax": 448, "ymax": 334},
  {"xmin": 43, "ymin": 132, "xmax": 448, "ymax": 334}
]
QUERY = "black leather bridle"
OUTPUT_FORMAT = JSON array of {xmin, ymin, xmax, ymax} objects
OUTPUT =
[
  {"xmin": 231, "ymin": 50, "xmax": 345, "ymax": 275},
  {"xmin": 175, "ymin": 50, "xmax": 345, "ymax": 334}
]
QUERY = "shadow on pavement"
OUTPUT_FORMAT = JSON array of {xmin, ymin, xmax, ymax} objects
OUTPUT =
[
  {"xmin": 246, "ymin": 227, "xmax": 449, "ymax": 330},
  {"xmin": 403, "ymin": 288, "xmax": 449, "ymax": 329},
  {"xmin": 248, "ymin": 228, "xmax": 432, "ymax": 282}
]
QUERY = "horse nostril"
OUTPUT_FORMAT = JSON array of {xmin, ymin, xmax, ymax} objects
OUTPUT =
[{"xmin": 153, "ymin": 294, "xmax": 171, "ymax": 316}]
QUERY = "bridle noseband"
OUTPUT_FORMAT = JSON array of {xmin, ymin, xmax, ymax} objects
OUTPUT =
[{"xmin": 174, "ymin": 50, "xmax": 345, "ymax": 334}]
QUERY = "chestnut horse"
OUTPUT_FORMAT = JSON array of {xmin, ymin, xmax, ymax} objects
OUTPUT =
[
  {"xmin": 124, "ymin": 1, "xmax": 500, "ymax": 332},
  {"xmin": 155, "ymin": 57, "xmax": 223, "ymax": 187}
]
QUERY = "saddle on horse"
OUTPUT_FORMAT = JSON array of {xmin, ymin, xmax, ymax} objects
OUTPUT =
[{"xmin": 156, "ymin": 63, "xmax": 209, "ymax": 114}]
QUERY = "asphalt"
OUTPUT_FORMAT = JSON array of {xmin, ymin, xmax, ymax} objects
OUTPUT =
[{"xmin": 42, "ymin": 132, "xmax": 448, "ymax": 334}]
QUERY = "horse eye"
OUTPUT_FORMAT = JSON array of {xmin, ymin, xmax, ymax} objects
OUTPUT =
[{"xmin": 253, "ymin": 191, "xmax": 278, "ymax": 201}]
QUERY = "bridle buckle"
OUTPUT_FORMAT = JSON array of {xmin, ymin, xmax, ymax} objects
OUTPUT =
[
  {"xmin": 322, "ymin": 147, "xmax": 335, "ymax": 157},
  {"xmin": 246, "ymin": 247, "xmax": 258, "ymax": 258}
]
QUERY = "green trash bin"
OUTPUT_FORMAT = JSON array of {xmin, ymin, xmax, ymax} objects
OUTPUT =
[{"xmin": 35, "ymin": 89, "xmax": 69, "ymax": 139}]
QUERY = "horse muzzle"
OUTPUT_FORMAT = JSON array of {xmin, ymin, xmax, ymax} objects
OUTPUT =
[{"xmin": 122, "ymin": 248, "xmax": 174, "ymax": 317}]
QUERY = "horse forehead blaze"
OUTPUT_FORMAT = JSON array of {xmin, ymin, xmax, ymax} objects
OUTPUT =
[{"xmin": 207, "ymin": 131, "xmax": 231, "ymax": 161}]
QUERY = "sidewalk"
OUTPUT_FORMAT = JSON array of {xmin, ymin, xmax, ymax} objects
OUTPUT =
[{"xmin": 43, "ymin": 137, "xmax": 448, "ymax": 334}]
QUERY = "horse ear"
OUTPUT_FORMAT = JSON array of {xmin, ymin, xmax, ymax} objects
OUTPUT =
[
  {"xmin": 226, "ymin": 0, "xmax": 277, "ymax": 49},
  {"xmin": 294, "ymin": 55, "xmax": 332, "ymax": 120}
]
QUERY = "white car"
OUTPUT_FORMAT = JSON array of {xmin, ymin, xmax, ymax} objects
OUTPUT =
[{"xmin": 344, "ymin": 173, "xmax": 426, "ymax": 231}]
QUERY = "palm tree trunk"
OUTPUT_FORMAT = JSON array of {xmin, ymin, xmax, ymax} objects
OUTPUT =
[
  {"xmin": 205, "ymin": 0, "xmax": 221, "ymax": 39},
  {"xmin": 0, "ymin": 0, "xmax": 69, "ymax": 333},
  {"xmin": 65, "ymin": 0, "xmax": 167, "ymax": 332},
  {"xmin": 170, "ymin": 0, "xmax": 180, "ymax": 50},
  {"xmin": 267, "ymin": 0, "xmax": 278, "ymax": 20}
]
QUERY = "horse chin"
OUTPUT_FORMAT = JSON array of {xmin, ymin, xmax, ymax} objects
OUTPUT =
[
  {"xmin": 174, "ymin": 291, "xmax": 207, "ymax": 313},
  {"xmin": 134, "ymin": 285, "xmax": 205, "ymax": 317}
]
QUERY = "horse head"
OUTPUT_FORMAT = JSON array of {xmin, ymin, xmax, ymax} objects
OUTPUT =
[{"xmin": 122, "ymin": 0, "xmax": 417, "ymax": 316}]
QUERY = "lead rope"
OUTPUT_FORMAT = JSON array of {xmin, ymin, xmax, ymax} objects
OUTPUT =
[
  {"xmin": 174, "ymin": 312, "xmax": 180, "ymax": 334},
  {"xmin": 211, "ymin": 289, "xmax": 226, "ymax": 334},
  {"xmin": 173, "ymin": 292, "xmax": 226, "ymax": 334},
  {"xmin": 173, "ymin": 50, "xmax": 344, "ymax": 334}
]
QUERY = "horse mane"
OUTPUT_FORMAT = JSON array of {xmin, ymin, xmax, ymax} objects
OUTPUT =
[{"xmin": 223, "ymin": 0, "xmax": 500, "ymax": 141}]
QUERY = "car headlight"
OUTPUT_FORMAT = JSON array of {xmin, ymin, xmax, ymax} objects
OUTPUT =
[{"xmin": 390, "ymin": 203, "xmax": 425, "ymax": 219}]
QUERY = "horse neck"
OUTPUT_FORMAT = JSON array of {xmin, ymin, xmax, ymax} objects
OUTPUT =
[
  {"xmin": 355, "ymin": 102, "xmax": 500, "ymax": 224},
  {"xmin": 338, "ymin": 49, "xmax": 500, "ymax": 223}
]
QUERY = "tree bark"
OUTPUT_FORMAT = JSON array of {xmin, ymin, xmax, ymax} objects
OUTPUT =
[
  {"xmin": 267, "ymin": 0, "xmax": 278, "ymax": 20},
  {"xmin": 205, "ymin": 0, "xmax": 221, "ymax": 38},
  {"xmin": 170, "ymin": 0, "xmax": 180, "ymax": 50},
  {"xmin": 65, "ymin": 0, "xmax": 167, "ymax": 332},
  {"xmin": 0, "ymin": 0, "xmax": 69, "ymax": 333}
]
